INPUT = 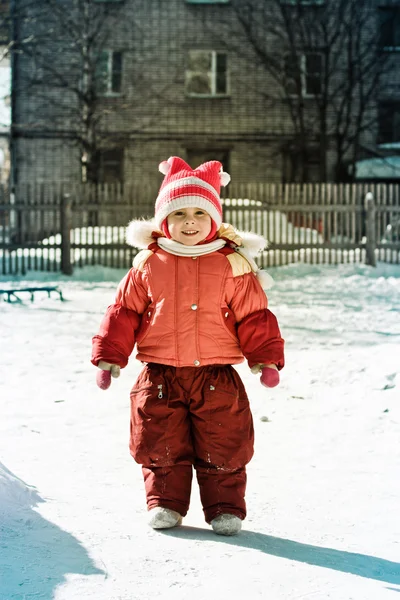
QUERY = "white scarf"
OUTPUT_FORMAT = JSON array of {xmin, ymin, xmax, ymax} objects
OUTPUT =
[
  {"xmin": 157, "ymin": 237, "xmax": 226, "ymax": 257},
  {"xmin": 157, "ymin": 236, "xmax": 260, "ymax": 275}
]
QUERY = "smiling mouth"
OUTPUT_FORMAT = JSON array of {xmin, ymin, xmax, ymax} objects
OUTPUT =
[{"xmin": 182, "ymin": 230, "xmax": 199, "ymax": 235}]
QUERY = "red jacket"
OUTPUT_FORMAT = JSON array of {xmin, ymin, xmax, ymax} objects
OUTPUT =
[{"xmin": 92, "ymin": 223, "xmax": 284, "ymax": 370}]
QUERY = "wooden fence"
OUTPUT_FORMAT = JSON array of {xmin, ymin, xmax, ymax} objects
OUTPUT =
[{"xmin": 1, "ymin": 182, "xmax": 399, "ymax": 275}]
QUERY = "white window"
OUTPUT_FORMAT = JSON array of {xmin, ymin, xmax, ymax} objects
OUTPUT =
[
  {"xmin": 285, "ymin": 52, "xmax": 323, "ymax": 97},
  {"xmin": 186, "ymin": 50, "xmax": 229, "ymax": 97},
  {"xmin": 95, "ymin": 51, "xmax": 122, "ymax": 96}
]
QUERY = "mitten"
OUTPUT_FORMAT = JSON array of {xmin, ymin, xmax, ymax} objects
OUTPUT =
[
  {"xmin": 96, "ymin": 361, "xmax": 121, "ymax": 390},
  {"xmin": 260, "ymin": 366, "xmax": 280, "ymax": 388},
  {"xmin": 251, "ymin": 363, "xmax": 280, "ymax": 388}
]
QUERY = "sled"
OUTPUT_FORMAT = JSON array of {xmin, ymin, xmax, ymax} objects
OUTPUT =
[{"xmin": 0, "ymin": 286, "xmax": 64, "ymax": 303}]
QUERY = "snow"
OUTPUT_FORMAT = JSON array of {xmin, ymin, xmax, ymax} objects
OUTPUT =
[
  {"xmin": 1, "ymin": 262, "xmax": 400, "ymax": 600},
  {"xmin": 355, "ymin": 156, "xmax": 400, "ymax": 180},
  {"xmin": 0, "ymin": 53, "xmax": 10, "ymax": 130}
]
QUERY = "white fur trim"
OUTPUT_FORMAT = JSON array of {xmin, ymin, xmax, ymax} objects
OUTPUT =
[
  {"xmin": 236, "ymin": 230, "xmax": 268, "ymax": 256},
  {"xmin": 257, "ymin": 270, "xmax": 275, "ymax": 290},
  {"xmin": 126, "ymin": 219, "xmax": 160, "ymax": 249},
  {"xmin": 159, "ymin": 160, "xmax": 170, "ymax": 175},
  {"xmin": 220, "ymin": 171, "xmax": 231, "ymax": 187}
]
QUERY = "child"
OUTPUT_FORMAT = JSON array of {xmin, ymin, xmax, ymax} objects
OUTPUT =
[{"xmin": 91, "ymin": 156, "xmax": 284, "ymax": 536}]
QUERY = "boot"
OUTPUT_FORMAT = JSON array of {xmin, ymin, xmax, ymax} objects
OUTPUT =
[
  {"xmin": 211, "ymin": 514, "xmax": 242, "ymax": 536},
  {"xmin": 148, "ymin": 507, "xmax": 183, "ymax": 530}
]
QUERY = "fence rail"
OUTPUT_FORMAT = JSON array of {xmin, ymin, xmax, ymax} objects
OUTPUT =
[{"xmin": 1, "ymin": 182, "xmax": 400, "ymax": 275}]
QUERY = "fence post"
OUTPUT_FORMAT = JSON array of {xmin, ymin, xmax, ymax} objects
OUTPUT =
[
  {"xmin": 61, "ymin": 193, "xmax": 73, "ymax": 275},
  {"xmin": 364, "ymin": 192, "xmax": 376, "ymax": 267}
]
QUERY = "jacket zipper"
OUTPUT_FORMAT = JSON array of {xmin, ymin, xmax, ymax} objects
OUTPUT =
[{"xmin": 157, "ymin": 384, "xmax": 163, "ymax": 399}]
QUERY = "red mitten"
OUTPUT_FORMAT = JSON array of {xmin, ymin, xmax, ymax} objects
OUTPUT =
[
  {"xmin": 260, "ymin": 366, "xmax": 280, "ymax": 388},
  {"xmin": 95, "ymin": 361, "xmax": 120, "ymax": 390},
  {"xmin": 96, "ymin": 369, "xmax": 112, "ymax": 390}
]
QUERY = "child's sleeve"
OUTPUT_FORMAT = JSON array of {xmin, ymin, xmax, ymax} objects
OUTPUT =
[
  {"xmin": 230, "ymin": 272, "xmax": 285, "ymax": 370},
  {"xmin": 91, "ymin": 267, "xmax": 150, "ymax": 368}
]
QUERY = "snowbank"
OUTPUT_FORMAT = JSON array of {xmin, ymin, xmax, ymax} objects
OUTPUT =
[{"xmin": 0, "ymin": 463, "xmax": 42, "ymax": 518}]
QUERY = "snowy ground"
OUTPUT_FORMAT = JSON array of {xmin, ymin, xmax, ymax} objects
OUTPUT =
[{"xmin": 1, "ymin": 262, "xmax": 400, "ymax": 600}]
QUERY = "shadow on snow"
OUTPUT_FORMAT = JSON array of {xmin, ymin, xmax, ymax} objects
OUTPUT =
[
  {"xmin": 166, "ymin": 526, "xmax": 400, "ymax": 586},
  {"xmin": 0, "ymin": 463, "xmax": 104, "ymax": 599}
]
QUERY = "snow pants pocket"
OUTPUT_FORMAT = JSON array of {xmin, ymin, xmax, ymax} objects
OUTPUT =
[
  {"xmin": 129, "ymin": 364, "xmax": 194, "ymax": 467},
  {"xmin": 191, "ymin": 365, "xmax": 254, "ymax": 470}
]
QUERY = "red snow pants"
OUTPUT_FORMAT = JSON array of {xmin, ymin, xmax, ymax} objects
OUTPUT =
[{"xmin": 129, "ymin": 363, "xmax": 254, "ymax": 522}]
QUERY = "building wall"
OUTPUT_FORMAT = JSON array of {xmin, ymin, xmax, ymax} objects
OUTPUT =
[
  {"xmin": 122, "ymin": 138, "xmax": 286, "ymax": 186},
  {"xmin": 11, "ymin": 0, "xmax": 400, "ymax": 184},
  {"xmin": 13, "ymin": 138, "xmax": 79, "ymax": 183}
]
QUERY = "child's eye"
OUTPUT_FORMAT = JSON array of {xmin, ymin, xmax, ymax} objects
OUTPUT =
[
  {"xmin": 174, "ymin": 211, "xmax": 185, "ymax": 216},
  {"xmin": 195, "ymin": 211, "xmax": 205, "ymax": 215}
]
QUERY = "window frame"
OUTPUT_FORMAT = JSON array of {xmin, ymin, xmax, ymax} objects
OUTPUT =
[
  {"xmin": 95, "ymin": 50, "xmax": 123, "ymax": 97},
  {"xmin": 285, "ymin": 51, "xmax": 323, "ymax": 98},
  {"xmin": 185, "ymin": 50, "xmax": 229, "ymax": 98}
]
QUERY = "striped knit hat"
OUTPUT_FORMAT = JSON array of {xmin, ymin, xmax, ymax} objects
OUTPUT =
[{"xmin": 155, "ymin": 156, "xmax": 231, "ymax": 238}]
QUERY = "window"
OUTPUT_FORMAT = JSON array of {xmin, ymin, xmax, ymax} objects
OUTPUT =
[
  {"xmin": 186, "ymin": 51, "xmax": 228, "ymax": 97},
  {"xmin": 96, "ymin": 149, "xmax": 124, "ymax": 183},
  {"xmin": 379, "ymin": 7, "xmax": 400, "ymax": 50},
  {"xmin": 285, "ymin": 52, "xmax": 323, "ymax": 97},
  {"xmin": 95, "ymin": 51, "xmax": 122, "ymax": 95},
  {"xmin": 378, "ymin": 102, "xmax": 400, "ymax": 144}
]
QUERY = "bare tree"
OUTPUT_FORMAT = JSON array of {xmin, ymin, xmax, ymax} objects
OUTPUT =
[
  {"xmin": 216, "ymin": 0, "xmax": 391, "ymax": 182},
  {"xmin": 11, "ymin": 0, "xmax": 173, "ymax": 183}
]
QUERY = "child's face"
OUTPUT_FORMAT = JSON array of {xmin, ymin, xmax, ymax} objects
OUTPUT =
[{"xmin": 167, "ymin": 207, "xmax": 212, "ymax": 245}]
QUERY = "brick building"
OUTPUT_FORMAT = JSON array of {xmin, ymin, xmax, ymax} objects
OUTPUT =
[{"xmin": 9, "ymin": 0, "xmax": 400, "ymax": 185}]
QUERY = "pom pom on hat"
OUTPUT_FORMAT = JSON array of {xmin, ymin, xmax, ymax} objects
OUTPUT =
[
  {"xmin": 159, "ymin": 160, "xmax": 171, "ymax": 175},
  {"xmin": 154, "ymin": 156, "xmax": 231, "ymax": 231},
  {"xmin": 220, "ymin": 171, "xmax": 231, "ymax": 187}
]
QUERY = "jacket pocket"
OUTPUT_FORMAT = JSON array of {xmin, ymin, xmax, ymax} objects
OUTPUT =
[
  {"xmin": 136, "ymin": 306, "xmax": 154, "ymax": 344},
  {"xmin": 220, "ymin": 306, "xmax": 238, "ymax": 342}
]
